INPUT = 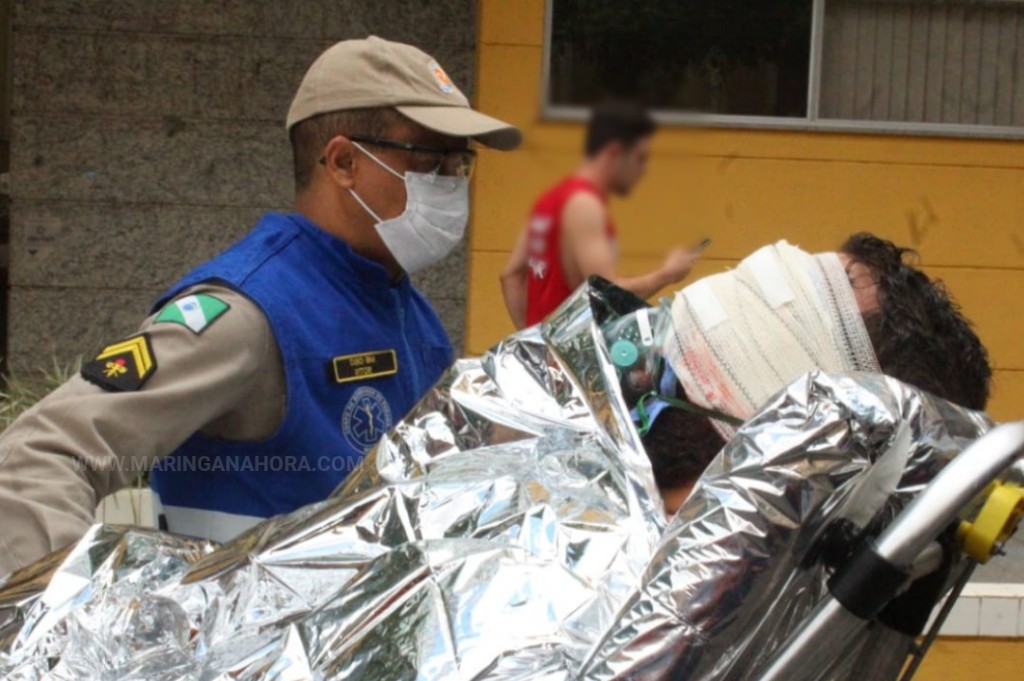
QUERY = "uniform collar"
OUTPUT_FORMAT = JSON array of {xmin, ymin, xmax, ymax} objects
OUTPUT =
[{"xmin": 282, "ymin": 213, "xmax": 411, "ymax": 292}]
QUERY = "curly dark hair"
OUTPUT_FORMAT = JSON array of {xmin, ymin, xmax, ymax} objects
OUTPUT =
[
  {"xmin": 841, "ymin": 232, "xmax": 991, "ymax": 411},
  {"xmin": 640, "ymin": 232, "xmax": 992, "ymax": 493}
]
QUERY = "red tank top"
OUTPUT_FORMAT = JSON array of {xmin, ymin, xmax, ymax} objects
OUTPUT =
[{"xmin": 525, "ymin": 176, "xmax": 616, "ymax": 326}]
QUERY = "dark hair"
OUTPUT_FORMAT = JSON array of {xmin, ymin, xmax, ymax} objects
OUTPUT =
[
  {"xmin": 841, "ymin": 232, "xmax": 991, "ymax": 411},
  {"xmin": 585, "ymin": 100, "xmax": 657, "ymax": 157},
  {"xmin": 289, "ymin": 107, "xmax": 406, "ymax": 190}
]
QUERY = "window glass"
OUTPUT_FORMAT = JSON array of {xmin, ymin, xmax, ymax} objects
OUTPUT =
[
  {"xmin": 545, "ymin": 0, "xmax": 1024, "ymax": 135},
  {"xmin": 548, "ymin": 0, "xmax": 814, "ymax": 117},
  {"xmin": 821, "ymin": 0, "xmax": 1024, "ymax": 127}
]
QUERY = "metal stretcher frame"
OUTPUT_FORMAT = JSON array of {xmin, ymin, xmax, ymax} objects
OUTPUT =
[{"xmin": 753, "ymin": 422, "xmax": 1024, "ymax": 681}]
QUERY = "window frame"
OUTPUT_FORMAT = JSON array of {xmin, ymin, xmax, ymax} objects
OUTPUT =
[{"xmin": 541, "ymin": 0, "xmax": 1024, "ymax": 140}]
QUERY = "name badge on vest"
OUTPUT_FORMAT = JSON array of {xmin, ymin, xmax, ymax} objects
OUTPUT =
[{"xmin": 329, "ymin": 350, "xmax": 398, "ymax": 384}]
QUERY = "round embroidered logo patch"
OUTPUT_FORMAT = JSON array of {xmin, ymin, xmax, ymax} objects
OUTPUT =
[
  {"xmin": 428, "ymin": 59, "xmax": 455, "ymax": 94},
  {"xmin": 342, "ymin": 387, "xmax": 394, "ymax": 453}
]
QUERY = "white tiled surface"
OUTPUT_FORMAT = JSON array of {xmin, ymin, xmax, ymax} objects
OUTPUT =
[
  {"xmin": 979, "ymin": 597, "xmax": 1020, "ymax": 637},
  {"xmin": 934, "ymin": 584, "xmax": 1024, "ymax": 638},
  {"xmin": 940, "ymin": 597, "xmax": 981, "ymax": 636}
]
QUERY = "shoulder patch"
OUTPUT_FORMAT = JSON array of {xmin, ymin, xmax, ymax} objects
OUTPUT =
[
  {"xmin": 81, "ymin": 333, "xmax": 157, "ymax": 392},
  {"xmin": 155, "ymin": 293, "xmax": 230, "ymax": 334}
]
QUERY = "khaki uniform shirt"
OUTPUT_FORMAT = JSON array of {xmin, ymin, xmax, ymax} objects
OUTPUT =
[{"xmin": 0, "ymin": 284, "xmax": 285, "ymax": 577}]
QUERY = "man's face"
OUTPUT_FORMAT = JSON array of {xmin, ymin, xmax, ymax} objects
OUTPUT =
[
  {"xmin": 609, "ymin": 136, "xmax": 652, "ymax": 196},
  {"xmin": 337, "ymin": 120, "xmax": 469, "ymax": 269},
  {"xmin": 348, "ymin": 120, "xmax": 469, "ymax": 223}
]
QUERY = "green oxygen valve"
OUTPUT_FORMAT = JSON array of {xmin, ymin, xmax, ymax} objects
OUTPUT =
[
  {"xmin": 610, "ymin": 339, "xmax": 640, "ymax": 368},
  {"xmin": 601, "ymin": 305, "xmax": 673, "ymax": 401}
]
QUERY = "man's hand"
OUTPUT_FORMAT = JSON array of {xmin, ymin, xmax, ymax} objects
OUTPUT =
[
  {"xmin": 661, "ymin": 247, "xmax": 697, "ymax": 285},
  {"xmin": 611, "ymin": 244, "xmax": 700, "ymax": 300},
  {"xmin": 561, "ymin": 190, "xmax": 704, "ymax": 302}
]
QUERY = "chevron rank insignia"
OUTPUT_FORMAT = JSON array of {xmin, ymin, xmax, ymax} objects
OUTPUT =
[
  {"xmin": 155, "ymin": 293, "xmax": 230, "ymax": 334},
  {"xmin": 81, "ymin": 333, "xmax": 157, "ymax": 392}
]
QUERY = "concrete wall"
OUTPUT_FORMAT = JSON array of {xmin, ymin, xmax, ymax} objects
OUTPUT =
[{"xmin": 6, "ymin": 0, "xmax": 476, "ymax": 372}]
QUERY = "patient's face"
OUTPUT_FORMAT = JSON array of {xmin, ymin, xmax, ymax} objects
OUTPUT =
[
  {"xmin": 837, "ymin": 252, "xmax": 879, "ymax": 313},
  {"xmin": 661, "ymin": 483, "xmax": 694, "ymax": 515},
  {"xmin": 644, "ymin": 250, "xmax": 881, "ymax": 516}
]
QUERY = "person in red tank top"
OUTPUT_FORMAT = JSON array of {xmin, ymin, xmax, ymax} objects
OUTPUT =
[{"xmin": 501, "ymin": 101, "xmax": 698, "ymax": 328}]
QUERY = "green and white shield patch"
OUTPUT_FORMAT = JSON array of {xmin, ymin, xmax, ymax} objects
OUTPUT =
[{"xmin": 155, "ymin": 293, "xmax": 230, "ymax": 334}]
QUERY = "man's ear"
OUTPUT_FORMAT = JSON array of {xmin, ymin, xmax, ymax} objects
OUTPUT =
[
  {"xmin": 603, "ymin": 140, "xmax": 625, "ymax": 162},
  {"xmin": 321, "ymin": 135, "xmax": 357, "ymax": 189}
]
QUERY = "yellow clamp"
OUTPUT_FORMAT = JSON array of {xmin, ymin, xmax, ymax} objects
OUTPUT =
[{"xmin": 958, "ymin": 482, "xmax": 1024, "ymax": 563}]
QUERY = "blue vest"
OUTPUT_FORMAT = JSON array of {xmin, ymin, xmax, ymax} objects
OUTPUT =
[{"xmin": 149, "ymin": 212, "xmax": 452, "ymax": 540}]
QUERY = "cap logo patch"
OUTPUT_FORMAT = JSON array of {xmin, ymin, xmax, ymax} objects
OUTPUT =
[{"xmin": 428, "ymin": 60, "xmax": 455, "ymax": 94}]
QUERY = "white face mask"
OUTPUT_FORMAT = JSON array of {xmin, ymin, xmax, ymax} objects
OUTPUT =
[{"xmin": 348, "ymin": 141, "xmax": 469, "ymax": 275}]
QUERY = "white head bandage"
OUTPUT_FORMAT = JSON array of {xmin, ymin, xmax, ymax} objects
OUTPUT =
[{"xmin": 663, "ymin": 240, "xmax": 879, "ymax": 439}]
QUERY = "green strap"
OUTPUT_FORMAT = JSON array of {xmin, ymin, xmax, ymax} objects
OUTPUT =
[{"xmin": 634, "ymin": 390, "xmax": 744, "ymax": 436}]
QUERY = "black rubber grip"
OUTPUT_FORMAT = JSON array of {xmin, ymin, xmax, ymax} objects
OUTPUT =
[{"xmin": 827, "ymin": 542, "xmax": 910, "ymax": 620}]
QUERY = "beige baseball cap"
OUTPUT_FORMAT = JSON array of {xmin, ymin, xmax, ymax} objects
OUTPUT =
[{"xmin": 286, "ymin": 36, "xmax": 521, "ymax": 150}]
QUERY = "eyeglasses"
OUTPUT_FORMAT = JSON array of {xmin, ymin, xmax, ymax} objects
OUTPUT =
[{"xmin": 349, "ymin": 136, "xmax": 477, "ymax": 178}]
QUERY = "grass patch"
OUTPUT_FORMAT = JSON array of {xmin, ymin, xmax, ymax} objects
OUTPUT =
[
  {"xmin": 0, "ymin": 357, "xmax": 82, "ymax": 430},
  {"xmin": 0, "ymin": 359, "xmax": 152, "ymax": 522}
]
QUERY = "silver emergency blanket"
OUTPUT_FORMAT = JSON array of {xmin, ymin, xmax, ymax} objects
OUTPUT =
[
  {"xmin": 0, "ymin": 280, "xmax": 997, "ymax": 680},
  {"xmin": 579, "ymin": 368, "xmax": 995, "ymax": 680}
]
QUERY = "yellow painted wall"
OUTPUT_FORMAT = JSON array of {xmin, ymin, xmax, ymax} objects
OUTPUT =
[
  {"xmin": 913, "ymin": 638, "xmax": 1023, "ymax": 679},
  {"xmin": 470, "ymin": 0, "xmax": 1024, "ymax": 422}
]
